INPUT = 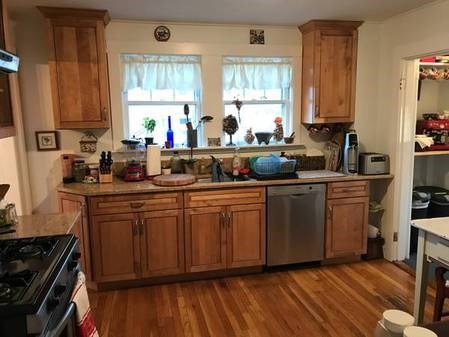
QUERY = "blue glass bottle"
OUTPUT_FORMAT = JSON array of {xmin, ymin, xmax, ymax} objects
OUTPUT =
[{"xmin": 166, "ymin": 116, "xmax": 174, "ymax": 148}]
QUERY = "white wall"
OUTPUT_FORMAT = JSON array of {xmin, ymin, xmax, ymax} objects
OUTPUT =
[{"xmin": 375, "ymin": 0, "xmax": 449, "ymax": 260}]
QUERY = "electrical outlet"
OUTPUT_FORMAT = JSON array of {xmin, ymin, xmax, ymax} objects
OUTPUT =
[{"xmin": 393, "ymin": 232, "xmax": 398, "ymax": 242}]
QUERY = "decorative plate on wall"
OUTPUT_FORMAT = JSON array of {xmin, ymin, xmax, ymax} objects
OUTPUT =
[{"xmin": 154, "ymin": 26, "xmax": 171, "ymax": 42}]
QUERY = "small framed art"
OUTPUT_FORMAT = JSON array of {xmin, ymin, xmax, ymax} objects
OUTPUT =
[{"xmin": 35, "ymin": 131, "xmax": 59, "ymax": 151}]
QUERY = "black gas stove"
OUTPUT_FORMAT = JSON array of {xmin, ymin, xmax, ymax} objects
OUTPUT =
[{"xmin": 0, "ymin": 234, "xmax": 80, "ymax": 337}]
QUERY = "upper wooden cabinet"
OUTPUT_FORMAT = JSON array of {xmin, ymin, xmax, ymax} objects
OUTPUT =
[
  {"xmin": 38, "ymin": 7, "xmax": 111, "ymax": 129},
  {"xmin": 0, "ymin": 0, "xmax": 15, "ymax": 139},
  {"xmin": 299, "ymin": 20, "xmax": 363, "ymax": 124}
]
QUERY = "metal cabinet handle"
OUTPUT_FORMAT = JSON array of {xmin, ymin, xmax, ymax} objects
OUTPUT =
[
  {"xmin": 130, "ymin": 202, "xmax": 145, "ymax": 209},
  {"xmin": 220, "ymin": 212, "xmax": 226, "ymax": 228},
  {"xmin": 102, "ymin": 107, "xmax": 108, "ymax": 121},
  {"xmin": 315, "ymin": 105, "xmax": 320, "ymax": 117},
  {"xmin": 139, "ymin": 219, "xmax": 144, "ymax": 235},
  {"xmin": 227, "ymin": 213, "xmax": 231, "ymax": 228},
  {"xmin": 132, "ymin": 220, "xmax": 139, "ymax": 236},
  {"xmin": 328, "ymin": 206, "xmax": 333, "ymax": 219}
]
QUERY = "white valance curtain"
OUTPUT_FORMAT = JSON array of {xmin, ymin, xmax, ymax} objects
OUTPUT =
[
  {"xmin": 121, "ymin": 54, "xmax": 202, "ymax": 92},
  {"xmin": 223, "ymin": 56, "xmax": 292, "ymax": 90}
]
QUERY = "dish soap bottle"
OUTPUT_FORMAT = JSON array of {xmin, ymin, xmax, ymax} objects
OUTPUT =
[
  {"xmin": 167, "ymin": 116, "xmax": 174, "ymax": 148},
  {"xmin": 232, "ymin": 147, "xmax": 241, "ymax": 178}
]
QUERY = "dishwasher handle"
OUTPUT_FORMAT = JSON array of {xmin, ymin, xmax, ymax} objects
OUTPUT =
[{"xmin": 268, "ymin": 184, "xmax": 325, "ymax": 197}]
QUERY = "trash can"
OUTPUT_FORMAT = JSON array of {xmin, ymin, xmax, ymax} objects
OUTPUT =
[
  {"xmin": 410, "ymin": 189, "xmax": 431, "ymax": 254},
  {"xmin": 414, "ymin": 186, "xmax": 449, "ymax": 218}
]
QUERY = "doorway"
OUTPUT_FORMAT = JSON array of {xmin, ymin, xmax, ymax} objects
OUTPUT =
[{"xmin": 397, "ymin": 52, "xmax": 449, "ymax": 267}]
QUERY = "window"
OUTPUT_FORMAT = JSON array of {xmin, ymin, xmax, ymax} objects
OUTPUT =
[
  {"xmin": 223, "ymin": 57, "xmax": 293, "ymax": 145},
  {"xmin": 122, "ymin": 55, "xmax": 202, "ymax": 147}
]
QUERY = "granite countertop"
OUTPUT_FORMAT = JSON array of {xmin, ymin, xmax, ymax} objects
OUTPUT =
[
  {"xmin": 57, "ymin": 172, "xmax": 394, "ymax": 196},
  {"xmin": 0, "ymin": 212, "xmax": 80, "ymax": 239}
]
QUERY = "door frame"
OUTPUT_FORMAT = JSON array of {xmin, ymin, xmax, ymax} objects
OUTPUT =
[{"xmin": 396, "ymin": 49, "xmax": 449, "ymax": 261}]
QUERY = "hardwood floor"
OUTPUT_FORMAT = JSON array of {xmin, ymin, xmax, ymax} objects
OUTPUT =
[{"xmin": 89, "ymin": 260, "xmax": 437, "ymax": 337}]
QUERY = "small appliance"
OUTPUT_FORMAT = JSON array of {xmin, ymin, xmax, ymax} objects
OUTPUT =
[
  {"xmin": 0, "ymin": 49, "xmax": 19, "ymax": 73},
  {"xmin": 416, "ymin": 119, "xmax": 449, "ymax": 151},
  {"xmin": 359, "ymin": 153, "xmax": 390, "ymax": 175},
  {"xmin": 342, "ymin": 130, "xmax": 359, "ymax": 175},
  {"xmin": 123, "ymin": 160, "xmax": 145, "ymax": 182}
]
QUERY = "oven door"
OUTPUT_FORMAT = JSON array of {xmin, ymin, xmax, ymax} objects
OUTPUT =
[{"xmin": 44, "ymin": 302, "xmax": 76, "ymax": 337}]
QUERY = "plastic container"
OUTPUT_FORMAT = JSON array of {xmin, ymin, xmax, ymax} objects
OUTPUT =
[
  {"xmin": 411, "ymin": 189, "xmax": 431, "ymax": 253},
  {"xmin": 414, "ymin": 186, "xmax": 449, "ymax": 218}
]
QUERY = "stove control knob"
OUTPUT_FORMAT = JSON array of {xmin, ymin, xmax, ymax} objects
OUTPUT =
[
  {"xmin": 72, "ymin": 252, "xmax": 81, "ymax": 261},
  {"xmin": 54, "ymin": 284, "xmax": 66, "ymax": 297},
  {"xmin": 47, "ymin": 297, "xmax": 60, "ymax": 312}
]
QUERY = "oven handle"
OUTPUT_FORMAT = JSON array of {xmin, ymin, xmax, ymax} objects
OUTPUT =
[{"xmin": 45, "ymin": 302, "xmax": 76, "ymax": 337}]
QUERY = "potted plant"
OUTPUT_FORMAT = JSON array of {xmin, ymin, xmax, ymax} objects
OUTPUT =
[{"xmin": 142, "ymin": 117, "xmax": 156, "ymax": 146}]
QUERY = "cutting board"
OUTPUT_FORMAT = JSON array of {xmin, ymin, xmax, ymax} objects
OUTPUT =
[{"xmin": 152, "ymin": 174, "xmax": 196, "ymax": 186}]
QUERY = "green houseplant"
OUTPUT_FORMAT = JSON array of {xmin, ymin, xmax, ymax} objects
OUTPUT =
[{"xmin": 142, "ymin": 117, "xmax": 156, "ymax": 145}]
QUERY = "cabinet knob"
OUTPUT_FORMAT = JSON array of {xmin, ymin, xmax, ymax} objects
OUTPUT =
[{"xmin": 132, "ymin": 220, "xmax": 139, "ymax": 236}]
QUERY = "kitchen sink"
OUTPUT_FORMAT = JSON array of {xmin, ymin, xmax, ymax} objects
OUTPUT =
[{"xmin": 196, "ymin": 175, "xmax": 252, "ymax": 183}]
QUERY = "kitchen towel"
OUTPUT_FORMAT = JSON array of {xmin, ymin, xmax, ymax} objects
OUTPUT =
[
  {"xmin": 71, "ymin": 271, "xmax": 99, "ymax": 337},
  {"xmin": 415, "ymin": 135, "xmax": 434, "ymax": 150},
  {"xmin": 146, "ymin": 144, "xmax": 161, "ymax": 177}
]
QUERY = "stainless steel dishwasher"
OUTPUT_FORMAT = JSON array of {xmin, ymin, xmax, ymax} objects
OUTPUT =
[{"xmin": 267, "ymin": 184, "xmax": 325, "ymax": 266}]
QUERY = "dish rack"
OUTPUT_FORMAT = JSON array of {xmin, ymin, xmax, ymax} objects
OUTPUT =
[{"xmin": 250, "ymin": 155, "xmax": 297, "ymax": 175}]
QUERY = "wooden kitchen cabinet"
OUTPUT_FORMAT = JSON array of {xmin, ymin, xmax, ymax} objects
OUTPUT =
[
  {"xmin": 140, "ymin": 209, "xmax": 185, "ymax": 278},
  {"xmin": 91, "ymin": 213, "xmax": 141, "ymax": 282},
  {"xmin": 58, "ymin": 192, "xmax": 92, "ymax": 280},
  {"xmin": 299, "ymin": 20, "xmax": 362, "ymax": 124},
  {"xmin": 227, "ymin": 204, "xmax": 266, "ymax": 268},
  {"xmin": 185, "ymin": 206, "xmax": 227, "ymax": 273},
  {"xmin": 185, "ymin": 188, "xmax": 266, "ymax": 273},
  {"xmin": 325, "ymin": 181, "xmax": 369, "ymax": 258},
  {"xmin": 38, "ymin": 7, "xmax": 111, "ymax": 129}
]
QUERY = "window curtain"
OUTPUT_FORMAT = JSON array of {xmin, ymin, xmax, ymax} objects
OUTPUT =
[
  {"xmin": 121, "ymin": 54, "xmax": 202, "ymax": 92},
  {"xmin": 223, "ymin": 56, "xmax": 292, "ymax": 90}
]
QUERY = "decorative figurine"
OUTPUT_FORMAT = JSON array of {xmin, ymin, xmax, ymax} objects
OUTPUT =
[
  {"xmin": 273, "ymin": 116, "xmax": 284, "ymax": 142},
  {"xmin": 232, "ymin": 98, "xmax": 243, "ymax": 123},
  {"xmin": 244, "ymin": 128, "xmax": 255, "ymax": 145},
  {"xmin": 223, "ymin": 115, "xmax": 239, "ymax": 146}
]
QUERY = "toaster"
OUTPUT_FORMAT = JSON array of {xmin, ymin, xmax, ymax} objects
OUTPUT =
[{"xmin": 359, "ymin": 153, "xmax": 390, "ymax": 175}]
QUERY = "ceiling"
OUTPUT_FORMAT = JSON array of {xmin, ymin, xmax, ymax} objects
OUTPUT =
[{"xmin": 8, "ymin": 0, "xmax": 437, "ymax": 25}]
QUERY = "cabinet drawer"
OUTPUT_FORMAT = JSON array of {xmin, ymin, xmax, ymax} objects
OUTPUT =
[
  {"xmin": 327, "ymin": 181, "xmax": 369, "ymax": 199},
  {"xmin": 90, "ymin": 193, "xmax": 182, "ymax": 215},
  {"xmin": 184, "ymin": 188, "xmax": 265, "ymax": 208}
]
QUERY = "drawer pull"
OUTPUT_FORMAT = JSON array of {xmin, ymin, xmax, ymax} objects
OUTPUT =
[
  {"xmin": 227, "ymin": 213, "xmax": 231, "ymax": 228},
  {"xmin": 132, "ymin": 220, "xmax": 139, "ymax": 236},
  {"xmin": 130, "ymin": 202, "xmax": 145, "ymax": 209}
]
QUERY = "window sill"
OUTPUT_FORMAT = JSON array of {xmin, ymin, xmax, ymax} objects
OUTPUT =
[{"xmin": 114, "ymin": 143, "xmax": 307, "ymax": 157}]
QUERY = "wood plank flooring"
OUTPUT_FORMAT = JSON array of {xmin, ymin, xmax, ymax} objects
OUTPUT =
[{"xmin": 89, "ymin": 260, "xmax": 437, "ymax": 337}]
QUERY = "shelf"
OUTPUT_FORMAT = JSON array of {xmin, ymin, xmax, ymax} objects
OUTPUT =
[
  {"xmin": 414, "ymin": 150, "xmax": 449, "ymax": 157},
  {"xmin": 419, "ymin": 62, "xmax": 449, "ymax": 67}
]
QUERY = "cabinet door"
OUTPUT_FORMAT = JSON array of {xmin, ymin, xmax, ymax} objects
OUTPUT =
[
  {"xmin": 58, "ymin": 192, "xmax": 91, "ymax": 280},
  {"xmin": 91, "ymin": 213, "xmax": 140, "ymax": 282},
  {"xmin": 140, "ymin": 210, "xmax": 185, "ymax": 278},
  {"xmin": 185, "ymin": 206, "xmax": 227, "ymax": 273},
  {"xmin": 317, "ymin": 31, "xmax": 356, "ymax": 122},
  {"xmin": 227, "ymin": 204, "xmax": 266, "ymax": 268},
  {"xmin": 39, "ymin": 7, "xmax": 111, "ymax": 130},
  {"xmin": 325, "ymin": 197, "xmax": 368, "ymax": 258}
]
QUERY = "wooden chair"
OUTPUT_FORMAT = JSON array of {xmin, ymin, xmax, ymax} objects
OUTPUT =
[{"xmin": 434, "ymin": 266, "xmax": 449, "ymax": 322}]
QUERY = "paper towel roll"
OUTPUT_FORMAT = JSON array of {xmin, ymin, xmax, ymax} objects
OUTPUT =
[{"xmin": 146, "ymin": 145, "xmax": 161, "ymax": 177}]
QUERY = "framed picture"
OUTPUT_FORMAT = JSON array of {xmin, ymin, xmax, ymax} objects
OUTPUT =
[
  {"xmin": 35, "ymin": 131, "xmax": 59, "ymax": 151},
  {"xmin": 250, "ymin": 29, "xmax": 265, "ymax": 45}
]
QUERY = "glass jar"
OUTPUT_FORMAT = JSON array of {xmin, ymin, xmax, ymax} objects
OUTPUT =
[{"xmin": 73, "ymin": 160, "xmax": 88, "ymax": 183}]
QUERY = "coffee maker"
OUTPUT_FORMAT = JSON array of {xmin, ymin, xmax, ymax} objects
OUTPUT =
[{"xmin": 343, "ymin": 130, "xmax": 359, "ymax": 175}]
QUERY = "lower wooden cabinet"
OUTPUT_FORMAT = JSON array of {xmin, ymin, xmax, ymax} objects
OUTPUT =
[
  {"xmin": 58, "ymin": 192, "xmax": 91, "ymax": 280},
  {"xmin": 185, "ymin": 203, "xmax": 266, "ymax": 273},
  {"xmin": 228, "ymin": 204, "xmax": 266, "ymax": 268},
  {"xmin": 91, "ymin": 213, "xmax": 141, "ymax": 282},
  {"xmin": 140, "ymin": 209, "xmax": 185, "ymax": 278},
  {"xmin": 185, "ymin": 206, "xmax": 227, "ymax": 273},
  {"xmin": 325, "ymin": 196, "xmax": 369, "ymax": 258}
]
